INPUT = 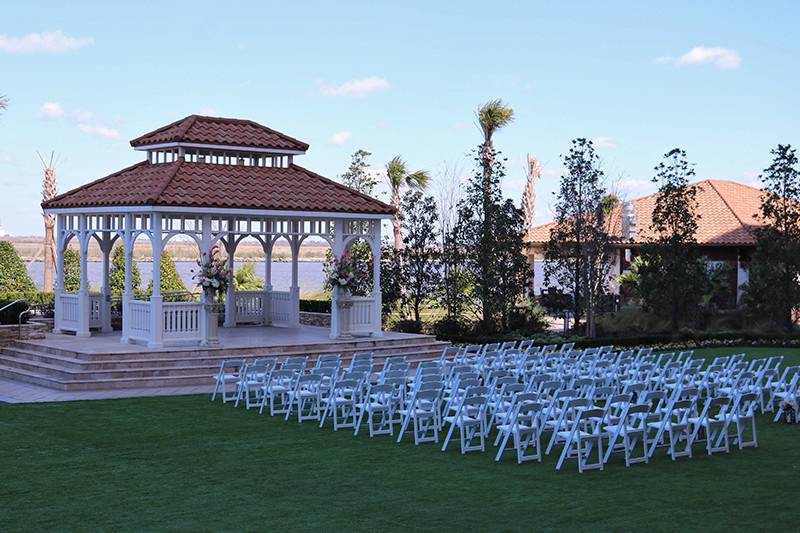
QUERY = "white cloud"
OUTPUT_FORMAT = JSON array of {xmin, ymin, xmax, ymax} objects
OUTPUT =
[
  {"xmin": 319, "ymin": 76, "xmax": 389, "ymax": 97},
  {"xmin": 73, "ymin": 108, "xmax": 94, "ymax": 121},
  {"xmin": 657, "ymin": 46, "xmax": 741, "ymax": 69},
  {"xmin": 592, "ymin": 136, "xmax": 619, "ymax": 149},
  {"xmin": 78, "ymin": 123, "xmax": 120, "ymax": 139},
  {"xmin": 37, "ymin": 102, "xmax": 65, "ymax": 119},
  {"xmin": 327, "ymin": 131, "xmax": 352, "ymax": 145},
  {"xmin": 540, "ymin": 165, "xmax": 566, "ymax": 178},
  {"xmin": 0, "ymin": 31, "xmax": 93, "ymax": 54}
]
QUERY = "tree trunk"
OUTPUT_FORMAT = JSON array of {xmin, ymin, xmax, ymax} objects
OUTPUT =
[
  {"xmin": 43, "ymin": 220, "xmax": 55, "ymax": 292},
  {"xmin": 392, "ymin": 189, "xmax": 402, "ymax": 250},
  {"xmin": 481, "ymin": 141, "xmax": 494, "ymax": 331}
]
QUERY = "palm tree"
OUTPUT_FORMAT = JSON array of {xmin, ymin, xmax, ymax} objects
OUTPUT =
[
  {"xmin": 0, "ymin": 95, "xmax": 8, "ymax": 115},
  {"xmin": 385, "ymin": 155, "xmax": 430, "ymax": 249},
  {"xmin": 475, "ymin": 99, "xmax": 513, "ymax": 329}
]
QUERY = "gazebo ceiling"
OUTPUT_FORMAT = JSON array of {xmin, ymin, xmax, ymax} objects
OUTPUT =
[
  {"xmin": 130, "ymin": 114, "xmax": 309, "ymax": 153},
  {"xmin": 42, "ymin": 159, "xmax": 395, "ymax": 215}
]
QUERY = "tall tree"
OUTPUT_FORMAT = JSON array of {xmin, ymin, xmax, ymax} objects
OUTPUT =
[
  {"xmin": 472, "ymin": 99, "xmax": 514, "ymax": 328},
  {"xmin": 385, "ymin": 156, "xmax": 430, "ymax": 249},
  {"xmin": 147, "ymin": 251, "xmax": 188, "ymax": 295},
  {"xmin": 521, "ymin": 155, "xmax": 539, "ymax": 230},
  {"xmin": 38, "ymin": 151, "xmax": 58, "ymax": 292},
  {"xmin": 636, "ymin": 148, "xmax": 706, "ymax": 330},
  {"xmin": 746, "ymin": 144, "xmax": 800, "ymax": 331},
  {"xmin": 453, "ymin": 148, "xmax": 529, "ymax": 332},
  {"xmin": 339, "ymin": 149, "xmax": 377, "ymax": 195},
  {"xmin": 0, "ymin": 95, "xmax": 7, "ymax": 115},
  {"xmin": 433, "ymin": 162, "xmax": 468, "ymax": 325},
  {"xmin": 398, "ymin": 191, "xmax": 441, "ymax": 325},
  {"xmin": 544, "ymin": 139, "xmax": 613, "ymax": 337}
]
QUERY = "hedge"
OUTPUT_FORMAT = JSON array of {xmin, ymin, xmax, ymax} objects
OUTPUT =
[
  {"xmin": 300, "ymin": 299, "xmax": 331, "ymax": 313},
  {"xmin": 0, "ymin": 241, "xmax": 36, "ymax": 292}
]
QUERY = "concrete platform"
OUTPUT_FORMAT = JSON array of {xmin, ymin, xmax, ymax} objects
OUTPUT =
[{"xmin": 0, "ymin": 325, "xmax": 449, "ymax": 400}]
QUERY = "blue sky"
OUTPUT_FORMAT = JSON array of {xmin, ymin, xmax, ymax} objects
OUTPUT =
[{"xmin": 1, "ymin": 1, "xmax": 798, "ymax": 236}]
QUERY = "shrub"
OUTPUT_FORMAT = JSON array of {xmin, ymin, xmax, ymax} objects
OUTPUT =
[
  {"xmin": 300, "ymin": 299, "xmax": 331, "ymax": 313},
  {"xmin": 233, "ymin": 263, "xmax": 264, "ymax": 291},
  {"xmin": 147, "ymin": 252, "xmax": 187, "ymax": 295},
  {"xmin": 109, "ymin": 245, "xmax": 141, "ymax": 294},
  {"xmin": 432, "ymin": 317, "xmax": 467, "ymax": 339},
  {"xmin": 394, "ymin": 319, "xmax": 422, "ymax": 333},
  {"xmin": 0, "ymin": 241, "xmax": 36, "ymax": 292},
  {"xmin": 63, "ymin": 249, "xmax": 81, "ymax": 293}
]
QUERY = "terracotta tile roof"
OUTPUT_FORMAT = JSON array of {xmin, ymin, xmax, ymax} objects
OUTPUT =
[
  {"xmin": 42, "ymin": 159, "xmax": 394, "ymax": 215},
  {"xmin": 526, "ymin": 179, "xmax": 765, "ymax": 247},
  {"xmin": 129, "ymin": 115, "xmax": 309, "ymax": 152}
]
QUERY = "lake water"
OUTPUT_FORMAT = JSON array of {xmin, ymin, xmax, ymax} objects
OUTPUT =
[{"xmin": 27, "ymin": 261, "xmax": 327, "ymax": 293}]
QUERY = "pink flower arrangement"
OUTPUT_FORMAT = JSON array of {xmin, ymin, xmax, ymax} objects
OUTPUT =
[
  {"xmin": 192, "ymin": 245, "xmax": 230, "ymax": 294},
  {"xmin": 326, "ymin": 252, "xmax": 369, "ymax": 290}
]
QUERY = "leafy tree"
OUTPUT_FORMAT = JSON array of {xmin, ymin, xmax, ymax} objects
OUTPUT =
[
  {"xmin": 63, "ymin": 249, "xmax": 81, "ymax": 293},
  {"xmin": 746, "ymin": 144, "xmax": 800, "ymax": 331},
  {"xmin": 385, "ymin": 156, "xmax": 430, "ymax": 249},
  {"xmin": 328, "ymin": 149, "xmax": 376, "ymax": 295},
  {"xmin": 453, "ymin": 147, "xmax": 529, "ymax": 332},
  {"xmin": 397, "ymin": 191, "xmax": 441, "ymax": 325},
  {"xmin": 0, "ymin": 240, "xmax": 36, "ymax": 292},
  {"xmin": 147, "ymin": 251, "xmax": 187, "ymax": 294},
  {"xmin": 109, "ymin": 245, "xmax": 141, "ymax": 294},
  {"xmin": 544, "ymin": 139, "xmax": 613, "ymax": 337},
  {"xmin": 636, "ymin": 148, "xmax": 707, "ymax": 330},
  {"xmin": 339, "ymin": 149, "xmax": 377, "ymax": 195},
  {"xmin": 233, "ymin": 262, "xmax": 264, "ymax": 291},
  {"xmin": 380, "ymin": 244, "xmax": 406, "ymax": 319}
]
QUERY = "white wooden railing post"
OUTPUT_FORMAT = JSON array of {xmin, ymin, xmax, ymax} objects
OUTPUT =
[
  {"xmin": 148, "ymin": 213, "xmax": 164, "ymax": 348},
  {"xmin": 53, "ymin": 214, "xmax": 64, "ymax": 334},
  {"xmin": 329, "ymin": 220, "xmax": 345, "ymax": 339},
  {"xmin": 76, "ymin": 214, "xmax": 91, "ymax": 338},
  {"xmin": 120, "ymin": 214, "xmax": 134, "ymax": 344},
  {"xmin": 371, "ymin": 225, "xmax": 382, "ymax": 337}
]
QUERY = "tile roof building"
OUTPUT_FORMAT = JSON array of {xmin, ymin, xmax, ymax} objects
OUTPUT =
[
  {"xmin": 43, "ymin": 115, "xmax": 392, "ymax": 346},
  {"xmin": 525, "ymin": 179, "xmax": 766, "ymax": 302}
]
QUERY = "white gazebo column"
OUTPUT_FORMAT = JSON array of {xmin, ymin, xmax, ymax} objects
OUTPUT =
[
  {"xmin": 289, "ymin": 233, "xmax": 301, "ymax": 328},
  {"xmin": 224, "ymin": 234, "xmax": 237, "ymax": 328},
  {"xmin": 148, "ymin": 213, "xmax": 164, "ymax": 348},
  {"xmin": 52, "ymin": 214, "xmax": 64, "ymax": 334},
  {"xmin": 99, "ymin": 228, "xmax": 113, "ymax": 333},
  {"xmin": 370, "ymin": 223, "xmax": 382, "ymax": 337},
  {"xmin": 120, "ymin": 216, "xmax": 133, "ymax": 343},
  {"xmin": 76, "ymin": 215, "xmax": 91, "ymax": 338},
  {"xmin": 329, "ymin": 220, "xmax": 345, "ymax": 339},
  {"xmin": 262, "ymin": 239, "xmax": 273, "ymax": 326},
  {"xmin": 199, "ymin": 215, "xmax": 213, "ymax": 344}
]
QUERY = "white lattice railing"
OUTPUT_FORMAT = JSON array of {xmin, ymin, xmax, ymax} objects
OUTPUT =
[
  {"xmin": 270, "ymin": 290, "xmax": 292, "ymax": 326},
  {"xmin": 128, "ymin": 300, "xmax": 151, "ymax": 342},
  {"xmin": 162, "ymin": 301, "xmax": 202, "ymax": 342},
  {"xmin": 342, "ymin": 296, "xmax": 376, "ymax": 336},
  {"xmin": 235, "ymin": 291, "xmax": 264, "ymax": 324},
  {"xmin": 89, "ymin": 294, "xmax": 103, "ymax": 328},
  {"xmin": 59, "ymin": 294, "xmax": 79, "ymax": 330}
]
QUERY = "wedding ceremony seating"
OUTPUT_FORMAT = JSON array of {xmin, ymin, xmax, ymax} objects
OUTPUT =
[{"xmin": 210, "ymin": 338, "xmax": 791, "ymax": 473}]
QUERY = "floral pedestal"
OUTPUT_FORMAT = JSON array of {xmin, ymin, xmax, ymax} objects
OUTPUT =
[
  {"xmin": 336, "ymin": 294, "xmax": 354, "ymax": 339},
  {"xmin": 202, "ymin": 289, "xmax": 223, "ymax": 346}
]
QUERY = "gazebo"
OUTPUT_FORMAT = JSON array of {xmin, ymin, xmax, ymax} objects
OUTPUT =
[{"xmin": 43, "ymin": 115, "xmax": 394, "ymax": 348}]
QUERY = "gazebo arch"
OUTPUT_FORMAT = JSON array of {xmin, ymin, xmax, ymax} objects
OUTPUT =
[{"xmin": 43, "ymin": 115, "xmax": 395, "ymax": 347}]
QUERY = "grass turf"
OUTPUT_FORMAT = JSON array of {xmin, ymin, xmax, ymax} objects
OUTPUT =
[{"xmin": 1, "ymin": 347, "xmax": 799, "ymax": 532}]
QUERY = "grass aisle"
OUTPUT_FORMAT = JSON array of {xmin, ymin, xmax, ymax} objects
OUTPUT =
[{"xmin": 1, "ymin": 348, "xmax": 799, "ymax": 532}]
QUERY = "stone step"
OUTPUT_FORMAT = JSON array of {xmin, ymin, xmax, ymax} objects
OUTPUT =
[
  {"xmin": 0, "ymin": 341, "xmax": 448, "ymax": 372},
  {"xmin": 0, "ymin": 347, "xmax": 446, "ymax": 382},
  {"xmin": 12, "ymin": 334, "xmax": 443, "ymax": 361}
]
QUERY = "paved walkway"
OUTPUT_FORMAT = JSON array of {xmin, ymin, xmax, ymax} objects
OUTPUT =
[{"xmin": 0, "ymin": 378, "xmax": 211, "ymax": 404}]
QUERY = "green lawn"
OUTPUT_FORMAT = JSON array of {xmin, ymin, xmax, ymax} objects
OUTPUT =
[{"xmin": 1, "ymin": 347, "xmax": 799, "ymax": 532}]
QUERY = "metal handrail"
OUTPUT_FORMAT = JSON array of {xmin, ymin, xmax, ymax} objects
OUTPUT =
[
  {"xmin": 0, "ymin": 299, "xmax": 25, "ymax": 313},
  {"xmin": 18, "ymin": 306, "xmax": 33, "ymax": 339}
]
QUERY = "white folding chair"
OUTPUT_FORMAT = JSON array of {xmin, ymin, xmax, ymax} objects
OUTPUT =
[
  {"xmin": 211, "ymin": 359, "xmax": 245, "ymax": 403},
  {"xmin": 494, "ymin": 401, "xmax": 544, "ymax": 463},
  {"xmin": 441, "ymin": 395, "xmax": 489, "ymax": 454},
  {"xmin": 555, "ymin": 407, "xmax": 606, "ymax": 473},
  {"xmin": 354, "ymin": 383, "xmax": 396, "ymax": 437}
]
